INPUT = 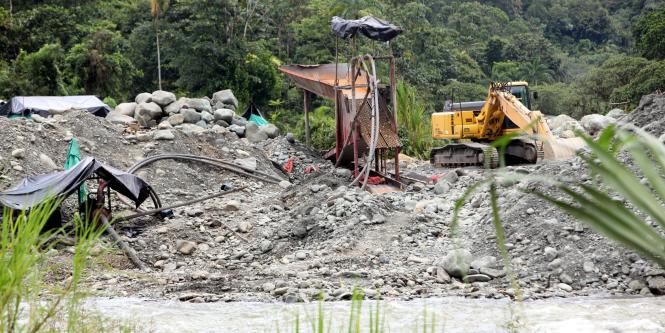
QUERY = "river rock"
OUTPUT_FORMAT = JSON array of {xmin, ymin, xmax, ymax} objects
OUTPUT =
[
  {"xmin": 245, "ymin": 122, "xmax": 268, "ymax": 143},
  {"xmin": 580, "ymin": 114, "xmax": 616, "ymax": 135},
  {"xmin": 606, "ymin": 108, "xmax": 625, "ymax": 119},
  {"xmin": 558, "ymin": 283, "xmax": 573, "ymax": 292},
  {"xmin": 115, "ymin": 102, "xmax": 137, "ymax": 117},
  {"xmin": 154, "ymin": 130, "xmax": 175, "ymax": 141},
  {"xmin": 214, "ymin": 109, "xmax": 235, "ymax": 123},
  {"xmin": 167, "ymin": 114, "xmax": 184, "ymax": 126},
  {"xmin": 648, "ymin": 276, "xmax": 665, "ymax": 295},
  {"xmin": 151, "ymin": 90, "xmax": 176, "ymax": 107},
  {"xmin": 464, "ymin": 274, "xmax": 491, "ymax": 283},
  {"xmin": 165, "ymin": 97, "xmax": 186, "ymax": 114},
  {"xmin": 232, "ymin": 117, "xmax": 248, "ymax": 127},
  {"xmin": 135, "ymin": 92, "xmax": 152, "ymax": 104},
  {"xmin": 201, "ymin": 111, "xmax": 214, "ymax": 123},
  {"xmin": 39, "ymin": 153, "xmax": 58, "ymax": 170},
  {"xmin": 439, "ymin": 249, "xmax": 472, "ymax": 278},
  {"xmin": 544, "ymin": 247, "xmax": 558, "ymax": 261},
  {"xmin": 213, "ymin": 89, "xmax": 239, "ymax": 109},
  {"xmin": 434, "ymin": 180, "xmax": 451, "ymax": 195},
  {"xmin": 12, "ymin": 148, "xmax": 25, "ymax": 159},
  {"xmin": 106, "ymin": 112, "xmax": 137, "ymax": 125},
  {"xmin": 185, "ymin": 98, "xmax": 212, "ymax": 113},
  {"xmin": 260, "ymin": 124, "xmax": 280, "ymax": 139},
  {"xmin": 224, "ymin": 200, "xmax": 241, "ymax": 211},
  {"xmin": 238, "ymin": 221, "xmax": 252, "ymax": 233},
  {"xmin": 176, "ymin": 240, "xmax": 197, "ymax": 255},
  {"xmin": 134, "ymin": 102, "xmax": 163, "ymax": 127},
  {"xmin": 228, "ymin": 124, "xmax": 245, "ymax": 136},
  {"xmin": 181, "ymin": 109, "xmax": 201, "ymax": 124},
  {"xmin": 234, "ymin": 157, "xmax": 257, "ymax": 171}
]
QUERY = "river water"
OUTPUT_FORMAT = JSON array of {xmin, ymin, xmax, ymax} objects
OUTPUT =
[{"xmin": 89, "ymin": 296, "xmax": 665, "ymax": 333}]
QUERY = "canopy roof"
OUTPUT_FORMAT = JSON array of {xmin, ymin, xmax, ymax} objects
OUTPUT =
[
  {"xmin": 331, "ymin": 16, "xmax": 402, "ymax": 42},
  {"xmin": 0, "ymin": 96, "xmax": 111, "ymax": 117},
  {"xmin": 0, "ymin": 157, "xmax": 151, "ymax": 210}
]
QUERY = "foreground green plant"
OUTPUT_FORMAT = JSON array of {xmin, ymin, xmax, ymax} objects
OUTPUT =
[{"xmin": 0, "ymin": 200, "xmax": 112, "ymax": 332}]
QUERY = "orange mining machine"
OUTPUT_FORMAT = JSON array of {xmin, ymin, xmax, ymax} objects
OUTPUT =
[{"xmin": 280, "ymin": 16, "xmax": 404, "ymax": 193}]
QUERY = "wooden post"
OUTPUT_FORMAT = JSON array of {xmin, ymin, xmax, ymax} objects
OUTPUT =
[{"xmin": 304, "ymin": 90, "xmax": 311, "ymax": 147}]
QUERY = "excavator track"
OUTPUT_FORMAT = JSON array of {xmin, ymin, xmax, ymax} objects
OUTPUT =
[{"xmin": 430, "ymin": 142, "xmax": 499, "ymax": 169}]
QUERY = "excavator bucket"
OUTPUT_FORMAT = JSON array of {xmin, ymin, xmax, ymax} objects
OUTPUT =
[{"xmin": 542, "ymin": 137, "xmax": 586, "ymax": 160}]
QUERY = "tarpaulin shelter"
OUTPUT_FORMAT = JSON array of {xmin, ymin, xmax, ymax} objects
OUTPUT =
[
  {"xmin": 242, "ymin": 103, "xmax": 269, "ymax": 126},
  {"xmin": 331, "ymin": 16, "xmax": 403, "ymax": 42},
  {"xmin": 0, "ymin": 96, "xmax": 111, "ymax": 118},
  {"xmin": 0, "ymin": 157, "xmax": 151, "ymax": 210}
]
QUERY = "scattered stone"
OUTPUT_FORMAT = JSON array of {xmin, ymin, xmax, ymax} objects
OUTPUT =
[
  {"xmin": 262, "ymin": 282, "xmax": 276, "ymax": 292},
  {"xmin": 165, "ymin": 97, "xmax": 186, "ymax": 114},
  {"xmin": 201, "ymin": 111, "xmax": 215, "ymax": 123},
  {"xmin": 335, "ymin": 168, "xmax": 352, "ymax": 178},
  {"xmin": 39, "ymin": 153, "xmax": 58, "ymax": 170},
  {"xmin": 464, "ymin": 274, "xmax": 491, "ymax": 283},
  {"xmin": 583, "ymin": 261, "xmax": 595, "ymax": 273},
  {"xmin": 154, "ymin": 130, "xmax": 175, "ymax": 141},
  {"xmin": 606, "ymin": 108, "xmax": 625, "ymax": 119},
  {"xmin": 648, "ymin": 276, "xmax": 665, "ymax": 295},
  {"xmin": 233, "ymin": 157, "xmax": 257, "ymax": 172},
  {"xmin": 228, "ymin": 124, "xmax": 245, "ymax": 136},
  {"xmin": 434, "ymin": 180, "xmax": 451, "ymax": 195},
  {"xmin": 557, "ymin": 283, "xmax": 573, "ymax": 292},
  {"xmin": 295, "ymin": 251, "xmax": 307, "ymax": 260},
  {"xmin": 224, "ymin": 200, "xmax": 241, "ymax": 211},
  {"xmin": 245, "ymin": 122, "xmax": 268, "ymax": 143},
  {"xmin": 580, "ymin": 114, "xmax": 616, "ymax": 135},
  {"xmin": 237, "ymin": 221, "xmax": 252, "ymax": 233},
  {"xmin": 175, "ymin": 240, "xmax": 197, "ymax": 255},
  {"xmin": 11, "ymin": 149, "xmax": 25, "ymax": 159},
  {"xmin": 439, "ymin": 249, "xmax": 471, "ymax": 278},
  {"xmin": 260, "ymin": 124, "xmax": 280, "ymax": 139},
  {"xmin": 544, "ymin": 247, "xmax": 558, "ymax": 261}
]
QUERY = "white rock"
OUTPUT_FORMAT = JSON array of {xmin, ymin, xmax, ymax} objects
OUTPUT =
[
  {"xmin": 154, "ymin": 130, "xmax": 175, "ymax": 140},
  {"xmin": 115, "ymin": 102, "xmax": 137, "ymax": 116},
  {"xmin": 11, "ymin": 148, "xmax": 25, "ymax": 159},
  {"xmin": 39, "ymin": 153, "xmax": 58, "ymax": 170},
  {"xmin": 151, "ymin": 90, "xmax": 176, "ymax": 107}
]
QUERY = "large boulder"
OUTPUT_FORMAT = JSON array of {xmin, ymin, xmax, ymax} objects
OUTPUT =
[
  {"xmin": 245, "ymin": 122, "xmax": 268, "ymax": 143},
  {"xmin": 580, "ymin": 114, "xmax": 616, "ymax": 135},
  {"xmin": 606, "ymin": 108, "xmax": 625, "ymax": 119},
  {"xmin": 438, "ymin": 249, "xmax": 472, "ymax": 278},
  {"xmin": 181, "ymin": 109, "xmax": 201, "ymax": 124},
  {"xmin": 212, "ymin": 89, "xmax": 239, "ymax": 109},
  {"xmin": 228, "ymin": 124, "xmax": 245, "ymax": 136},
  {"xmin": 260, "ymin": 124, "xmax": 280, "ymax": 139},
  {"xmin": 115, "ymin": 102, "xmax": 137, "ymax": 117},
  {"xmin": 548, "ymin": 114, "xmax": 583, "ymax": 133},
  {"xmin": 214, "ymin": 108, "xmax": 235, "ymax": 123},
  {"xmin": 185, "ymin": 98, "xmax": 212, "ymax": 113},
  {"xmin": 106, "ymin": 112, "xmax": 137, "ymax": 126},
  {"xmin": 135, "ymin": 92, "xmax": 152, "ymax": 104},
  {"xmin": 165, "ymin": 97, "xmax": 187, "ymax": 114},
  {"xmin": 151, "ymin": 90, "xmax": 176, "ymax": 107},
  {"xmin": 134, "ymin": 102, "xmax": 163, "ymax": 127}
]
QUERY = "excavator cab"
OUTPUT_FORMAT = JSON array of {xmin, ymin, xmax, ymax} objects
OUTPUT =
[{"xmin": 507, "ymin": 82, "xmax": 531, "ymax": 110}]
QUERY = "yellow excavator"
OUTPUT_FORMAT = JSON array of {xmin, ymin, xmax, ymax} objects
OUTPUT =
[{"xmin": 430, "ymin": 81, "xmax": 585, "ymax": 168}]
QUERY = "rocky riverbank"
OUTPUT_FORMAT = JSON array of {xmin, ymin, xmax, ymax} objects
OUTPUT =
[{"xmin": 0, "ymin": 93, "xmax": 664, "ymax": 304}]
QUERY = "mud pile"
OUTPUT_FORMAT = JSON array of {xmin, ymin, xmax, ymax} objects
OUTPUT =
[{"xmin": 0, "ymin": 109, "xmax": 663, "ymax": 304}]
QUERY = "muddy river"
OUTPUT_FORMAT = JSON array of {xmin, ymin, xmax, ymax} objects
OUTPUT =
[{"xmin": 89, "ymin": 296, "xmax": 665, "ymax": 332}]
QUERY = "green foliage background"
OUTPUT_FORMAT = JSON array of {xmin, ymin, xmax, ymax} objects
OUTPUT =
[{"xmin": 1, "ymin": 0, "xmax": 665, "ymax": 149}]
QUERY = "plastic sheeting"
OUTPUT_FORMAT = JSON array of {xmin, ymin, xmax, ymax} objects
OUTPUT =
[
  {"xmin": 0, "ymin": 157, "xmax": 151, "ymax": 210},
  {"xmin": 0, "ymin": 96, "xmax": 111, "ymax": 117},
  {"xmin": 331, "ymin": 16, "xmax": 402, "ymax": 42}
]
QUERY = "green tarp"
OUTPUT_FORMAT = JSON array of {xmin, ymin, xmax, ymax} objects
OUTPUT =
[
  {"xmin": 64, "ymin": 138, "xmax": 87, "ymax": 201},
  {"xmin": 249, "ymin": 114, "xmax": 269, "ymax": 126}
]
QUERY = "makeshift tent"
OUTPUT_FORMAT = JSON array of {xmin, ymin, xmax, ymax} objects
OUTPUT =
[
  {"xmin": 331, "ymin": 16, "xmax": 403, "ymax": 42},
  {"xmin": 242, "ymin": 103, "xmax": 269, "ymax": 126},
  {"xmin": 0, "ymin": 157, "xmax": 151, "ymax": 210},
  {"xmin": 0, "ymin": 96, "xmax": 111, "ymax": 118}
]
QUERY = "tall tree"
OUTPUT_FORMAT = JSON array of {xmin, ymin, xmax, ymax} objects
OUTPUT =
[{"xmin": 150, "ymin": 0, "xmax": 169, "ymax": 90}]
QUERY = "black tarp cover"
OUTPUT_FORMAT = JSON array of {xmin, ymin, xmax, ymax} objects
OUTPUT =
[
  {"xmin": 0, "ymin": 157, "xmax": 151, "ymax": 210},
  {"xmin": 0, "ymin": 96, "xmax": 111, "ymax": 117},
  {"xmin": 331, "ymin": 16, "xmax": 402, "ymax": 42}
]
